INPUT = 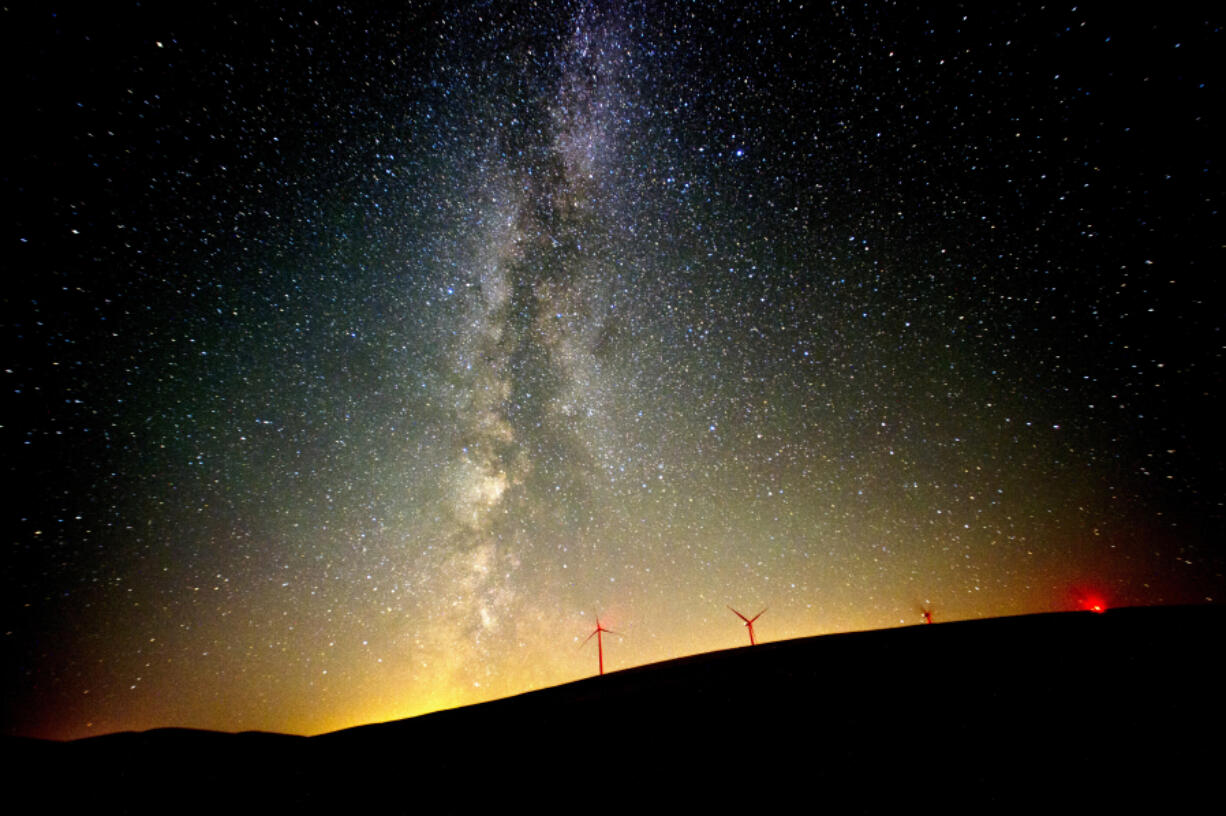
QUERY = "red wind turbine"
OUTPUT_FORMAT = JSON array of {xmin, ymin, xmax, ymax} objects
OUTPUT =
[
  {"xmin": 728, "ymin": 606, "xmax": 767, "ymax": 646},
  {"xmin": 581, "ymin": 617, "xmax": 621, "ymax": 675},
  {"xmin": 920, "ymin": 603, "xmax": 934, "ymax": 624}
]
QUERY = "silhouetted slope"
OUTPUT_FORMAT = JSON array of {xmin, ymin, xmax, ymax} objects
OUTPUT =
[{"xmin": 10, "ymin": 606, "xmax": 1222, "ymax": 812}]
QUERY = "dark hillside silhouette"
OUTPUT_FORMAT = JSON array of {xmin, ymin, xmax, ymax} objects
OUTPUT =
[{"xmin": 9, "ymin": 605, "xmax": 1221, "ymax": 811}]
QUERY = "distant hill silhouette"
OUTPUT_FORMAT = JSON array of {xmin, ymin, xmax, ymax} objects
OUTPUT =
[{"xmin": 9, "ymin": 605, "xmax": 1222, "ymax": 811}]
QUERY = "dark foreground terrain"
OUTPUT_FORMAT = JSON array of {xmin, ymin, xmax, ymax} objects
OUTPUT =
[{"xmin": 8, "ymin": 605, "xmax": 1223, "ymax": 811}]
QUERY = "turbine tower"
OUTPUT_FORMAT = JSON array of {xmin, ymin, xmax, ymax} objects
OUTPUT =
[
  {"xmin": 728, "ymin": 606, "xmax": 767, "ymax": 646},
  {"xmin": 581, "ymin": 617, "xmax": 620, "ymax": 675}
]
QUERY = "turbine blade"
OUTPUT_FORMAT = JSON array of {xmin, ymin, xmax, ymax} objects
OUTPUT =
[
  {"xmin": 749, "ymin": 607, "xmax": 767, "ymax": 623},
  {"xmin": 728, "ymin": 606, "xmax": 750, "ymax": 623},
  {"xmin": 581, "ymin": 628, "xmax": 598, "ymax": 648}
]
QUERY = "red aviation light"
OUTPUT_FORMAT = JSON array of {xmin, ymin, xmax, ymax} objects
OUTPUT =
[
  {"xmin": 1081, "ymin": 594, "xmax": 1108, "ymax": 613},
  {"xmin": 1070, "ymin": 587, "xmax": 1109, "ymax": 614}
]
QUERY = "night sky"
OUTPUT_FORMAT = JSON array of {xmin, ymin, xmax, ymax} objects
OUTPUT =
[{"xmin": 5, "ymin": 1, "xmax": 1222, "ymax": 741}]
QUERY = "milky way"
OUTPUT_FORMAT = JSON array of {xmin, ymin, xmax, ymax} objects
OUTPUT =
[{"xmin": 5, "ymin": 2, "xmax": 1222, "ymax": 739}]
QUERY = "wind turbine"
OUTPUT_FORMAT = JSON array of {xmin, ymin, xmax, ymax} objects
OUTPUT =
[
  {"xmin": 920, "ymin": 603, "xmax": 934, "ymax": 625},
  {"xmin": 728, "ymin": 606, "xmax": 767, "ymax": 646},
  {"xmin": 581, "ymin": 617, "xmax": 620, "ymax": 675}
]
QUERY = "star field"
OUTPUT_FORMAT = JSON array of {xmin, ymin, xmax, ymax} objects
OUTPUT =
[{"xmin": 4, "ymin": 1, "xmax": 1222, "ymax": 740}]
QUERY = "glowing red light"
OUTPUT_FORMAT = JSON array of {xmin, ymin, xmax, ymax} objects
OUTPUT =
[
  {"xmin": 1079, "ymin": 594, "xmax": 1108, "ymax": 613},
  {"xmin": 1070, "ymin": 586, "xmax": 1110, "ymax": 614}
]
